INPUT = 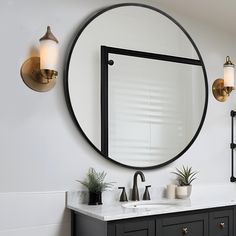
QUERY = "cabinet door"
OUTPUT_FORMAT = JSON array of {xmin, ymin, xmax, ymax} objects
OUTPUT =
[
  {"xmin": 156, "ymin": 212, "xmax": 208, "ymax": 236},
  {"xmin": 115, "ymin": 219, "xmax": 155, "ymax": 236},
  {"xmin": 209, "ymin": 209, "xmax": 233, "ymax": 236}
]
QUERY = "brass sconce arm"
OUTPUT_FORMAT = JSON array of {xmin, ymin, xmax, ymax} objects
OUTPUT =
[
  {"xmin": 212, "ymin": 56, "xmax": 235, "ymax": 102},
  {"xmin": 20, "ymin": 26, "xmax": 59, "ymax": 92},
  {"xmin": 212, "ymin": 79, "xmax": 234, "ymax": 102}
]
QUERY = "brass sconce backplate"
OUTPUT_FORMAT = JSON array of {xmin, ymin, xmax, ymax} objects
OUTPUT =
[
  {"xmin": 212, "ymin": 78, "xmax": 228, "ymax": 102},
  {"xmin": 20, "ymin": 57, "xmax": 56, "ymax": 92}
]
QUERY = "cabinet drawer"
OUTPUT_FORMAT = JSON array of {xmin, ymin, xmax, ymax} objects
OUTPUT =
[
  {"xmin": 115, "ymin": 219, "xmax": 155, "ymax": 236},
  {"xmin": 156, "ymin": 212, "xmax": 208, "ymax": 236},
  {"xmin": 209, "ymin": 209, "xmax": 233, "ymax": 236}
]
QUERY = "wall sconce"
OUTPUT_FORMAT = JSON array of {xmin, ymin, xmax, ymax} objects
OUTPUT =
[
  {"xmin": 212, "ymin": 56, "xmax": 235, "ymax": 102},
  {"xmin": 20, "ymin": 26, "xmax": 59, "ymax": 92}
]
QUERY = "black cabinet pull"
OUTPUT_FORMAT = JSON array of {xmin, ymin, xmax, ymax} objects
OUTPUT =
[
  {"xmin": 182, "ymin": 227, "xmax": 188, "ymax": 235},
  {"xmin": 219, "ymin": 222, "xmax": 225, "ymax": 229}
]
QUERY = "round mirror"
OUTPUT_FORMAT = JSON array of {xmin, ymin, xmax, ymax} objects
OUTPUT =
[{"xmin": 65, "ymin": 3, "xmax": 208, "ymax": 169}]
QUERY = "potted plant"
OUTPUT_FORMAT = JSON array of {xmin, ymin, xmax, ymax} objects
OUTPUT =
[
  {"xmin": 77, "ymin": 168, "xmax": 114, "ymax": 205},
  {"xmin": 172, "ymin": 166, "xmax": 198, "ymax": 199}
]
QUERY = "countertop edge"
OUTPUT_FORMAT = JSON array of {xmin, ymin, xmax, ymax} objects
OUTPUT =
[{"xmin": 67, "ymin": 199, "xmax": 236, "ymax": 221}]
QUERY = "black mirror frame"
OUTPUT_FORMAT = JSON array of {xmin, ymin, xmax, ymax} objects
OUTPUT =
[{"xmin": 64, "ymin": 3, "xmax": 209, "ymax": 170}]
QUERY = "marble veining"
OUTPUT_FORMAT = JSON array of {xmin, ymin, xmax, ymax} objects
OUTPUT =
[{"xmin": 67, "ymin": 184, "xmax": 236, "ymax": 221}]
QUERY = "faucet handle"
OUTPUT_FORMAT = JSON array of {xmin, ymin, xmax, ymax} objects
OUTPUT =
[
  {"xmin": 143, "ymin": 185, "xmax": 151, "ymax": 200},
  {"xmin": 118, "ymin": 187, "xmax": 128, "ymax": 202}
]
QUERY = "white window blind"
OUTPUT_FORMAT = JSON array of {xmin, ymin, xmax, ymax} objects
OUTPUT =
[{"xmin": 108, "ymin": 54, "xmax": 203, "ymax": 167}]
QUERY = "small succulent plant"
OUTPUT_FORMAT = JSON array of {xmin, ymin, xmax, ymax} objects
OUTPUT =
[
  {"xmin": 77, "ymin": 168, "xmax": 114, "ymax": 193},
  {"xmin": 172, "ymin": 166, "xmax": 198, "ymax": 186}
]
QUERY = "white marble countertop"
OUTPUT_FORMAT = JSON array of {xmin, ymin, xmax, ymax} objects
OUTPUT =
[{"xmin": 67, "ymin": 185, "xmax": 236, "ymax": 221}]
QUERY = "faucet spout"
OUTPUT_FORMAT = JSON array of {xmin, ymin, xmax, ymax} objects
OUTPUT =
[{"xmin": 131, "ymin": 171, "xmax": 145, "ymax": 201}]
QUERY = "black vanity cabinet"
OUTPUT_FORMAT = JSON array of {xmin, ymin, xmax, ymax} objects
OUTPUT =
[
  {"xmin": 209, "ymin": 209, "xmax": 234, "ymax": 236},
  {"xmin": 156, "ymin": 212, "xmax": 208, "ymax": 236},
  {"xmin": 115, "ymin": 218, "xmax": 155, "ymax": 236},
  {"xmin": 72, "ymin": 206, "xmax": 235, "ymax": 236},
  {"xmin": 73, "ymin": 213, "xmax": 155, "ymax": 236}
]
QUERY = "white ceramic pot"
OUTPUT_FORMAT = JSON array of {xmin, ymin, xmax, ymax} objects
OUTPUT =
[{"xmin": 176, "ymin": 185, "xmax": 192, "ymax": 199}]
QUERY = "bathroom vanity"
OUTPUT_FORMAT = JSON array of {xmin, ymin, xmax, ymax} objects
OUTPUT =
[
  {"xmin": 64, "ymin": 2, "xmax": 230, "ymax": 236},
  {"xmin": 68, "ymin": 197, "xmax": 236, "ymax": 236},
  {"xmin": 72, "ymin": 207, "xmax": 233, "ymax": 236}
]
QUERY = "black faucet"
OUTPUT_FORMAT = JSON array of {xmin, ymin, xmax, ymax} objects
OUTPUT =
[{"xmin": 131, "ymin": 171, "xmax": 145, "ymax": 201}]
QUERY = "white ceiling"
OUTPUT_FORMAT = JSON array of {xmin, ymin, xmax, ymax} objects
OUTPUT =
[{"xmin": 152, "ymin": 0, "xmax": 236, "ymax": 36}]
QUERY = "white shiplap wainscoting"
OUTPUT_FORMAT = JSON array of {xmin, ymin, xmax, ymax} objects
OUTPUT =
[{"xmin": 0, "ymin": 192, "xmax": 70, "ymax": 236}]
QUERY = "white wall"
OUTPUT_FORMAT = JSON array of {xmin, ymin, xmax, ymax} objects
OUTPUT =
[
  {"xmin": 0, "ymin": 192, "xmax": 70, "ymax": 236},
  {"xmin": 1, "ymin": 0, "xmax": 236, "ymax": 235}
]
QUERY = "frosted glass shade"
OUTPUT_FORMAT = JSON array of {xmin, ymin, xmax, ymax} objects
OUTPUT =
[
  {"xmin": 224, "ymin": 65, "xmax": 234, "ymax": 87},
  {"xmin": 39, "ymin": 39, "xmax": 58, "ymax": 71}
]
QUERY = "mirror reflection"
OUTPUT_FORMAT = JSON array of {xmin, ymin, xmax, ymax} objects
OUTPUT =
[
  {"xmin": 101, "ymin": 46, "xmax": 205, "ymax": 167},
  {"xmin": 65, "ymin": 4, "xmax": 208, "ymax": 169}
]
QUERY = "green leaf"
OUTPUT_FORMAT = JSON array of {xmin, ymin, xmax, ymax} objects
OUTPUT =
[
  {"xmin": 77, "ymin": 168, "xmax": 115, "ymax": 193},
  {"xmin": 172, "ymin": 166, "xmax": 198, "ymax": 186}
]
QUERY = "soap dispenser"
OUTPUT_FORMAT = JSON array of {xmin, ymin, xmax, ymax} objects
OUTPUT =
[
  {"xmin": 143, "ymin": 185, "xmax": 151, "ymax": 200},
  {"xmin": 118, "ymin": 187, "xmax": 128, "ymax": 202}
]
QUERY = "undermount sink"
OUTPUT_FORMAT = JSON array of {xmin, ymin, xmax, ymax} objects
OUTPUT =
[{"xmin": 122, "ymin": 201, "xmax": 179, "ymax": 209}]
